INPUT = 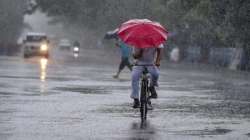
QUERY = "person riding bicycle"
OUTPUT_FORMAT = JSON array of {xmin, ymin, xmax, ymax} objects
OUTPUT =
[
  {"xmin": 73, "ymin": 40, "xmax": 80, "ymax": 47},
  {"xmin": 131, "ymin": 44, "xmax": 164, "ymax": 108}
]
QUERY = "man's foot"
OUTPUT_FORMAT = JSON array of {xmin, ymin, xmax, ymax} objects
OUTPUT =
[
  {"xmin": 132, "ymin": 99, "xmax": 140, "ymax": 108},
  {"xmin": 147, "ymin": 100, "xmax": 153, "ymax": 110},
  {"xmin": 149, "ymin": 86, "xmax": 157, "ymax": 99},
  {"xmin": 113, "ymin": 75, "xmax": 119, "ymax": 79}
]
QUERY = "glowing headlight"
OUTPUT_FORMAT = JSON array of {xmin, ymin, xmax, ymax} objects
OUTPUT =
[
  {"xmin": 73, "ymin": 47, "xmax": 79, "ymax": 52},
  {"xmin": 40, "ymin": 44, "xmax": 48, "ymax": 51}
]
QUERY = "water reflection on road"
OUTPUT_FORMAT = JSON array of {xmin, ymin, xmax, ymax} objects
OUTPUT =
[
  {"xmin": 1, "ymin": 55, "xmax": 250, "ymax": 140},
  {"xmin": 73, "ymin": 53, "xmax": 79, "ymax": 58},
  {"xmin": 40, "ymin": 57, "xmax": 48, "ymax": 82},
  {"xmin": 128, "ymin": 121, "xmax": 156, "ymax": 140}
]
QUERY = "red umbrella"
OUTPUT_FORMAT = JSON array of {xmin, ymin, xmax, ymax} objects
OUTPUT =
[{"xmin": 117, "ymin": 19, "xmax": 168, "ymax": 48}]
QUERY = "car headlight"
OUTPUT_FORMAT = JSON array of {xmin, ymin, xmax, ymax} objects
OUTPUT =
[
  {"xmin": 73, "ymin": 47, "xmax": 79, "ymax": 52},
  {"xmin": 40, "ymin": 44, "xmax": 48, "ymax": 51}
]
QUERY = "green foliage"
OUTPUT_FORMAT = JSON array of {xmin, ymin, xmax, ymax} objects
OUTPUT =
[
  {"xmin": 0, "ymin": 0, "xmax": 26, "ymax": 44},
  {"xmin": 35, "ymin": 0, "xmax": 249, "ymax": 49}
]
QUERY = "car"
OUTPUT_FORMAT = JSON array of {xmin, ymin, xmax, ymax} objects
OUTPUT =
[{"xmin": 22, "ymin": 32, "xmax": 50, "ymax": 58}]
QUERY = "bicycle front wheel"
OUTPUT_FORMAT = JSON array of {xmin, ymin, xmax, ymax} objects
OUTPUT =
[{"xmin": 140, "ymin": 80, "xmax": 148, "ymax": 122}]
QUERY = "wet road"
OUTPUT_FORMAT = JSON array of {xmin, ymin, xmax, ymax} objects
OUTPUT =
[{"xmin": 0, "ymin": 53, "xmax": 250, "ymax": 140}]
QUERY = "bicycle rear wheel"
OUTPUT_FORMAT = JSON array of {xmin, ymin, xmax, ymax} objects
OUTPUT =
[{"xmin": 140, "ymin": 80, "xmax": 148, "ymax": 122}]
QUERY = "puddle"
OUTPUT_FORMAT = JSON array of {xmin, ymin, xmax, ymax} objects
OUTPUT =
[
  {"xmin": 0, "ymin": 133, "xmax": 12, "ymax": 140},
  {"xmin": 0, "ymin": 83, "xmax": 8, "ymax": 88},
  {"xmin": 95, "ymin": 103, "xmax": 157, "ymax": 119},
  {"xmin": 0, "ymin": 91, "xmax": 58, "ymax": 97},
  {"xmin": 154, "ymin": 94, "xmax": 250, "ymax": 119},
  {"xmin": 126, "ymin": 121, "xmax": 157, "ymax": 140},
  {"xmin": 0, "ymin": 92, "xmax": 16, "ymax": 96},
  {"xmin": 46, "ymin": 77, "xmax": 78, "ymax": 81},
  {"xmin": 54, "ymin": 86, "xmax": 110, "ymax": 94},
  {"xmin": 0, "ymin": 109, "xmax": 17, "ymax": 114},
  {"xmin": 96, "ymin": 103, "xmax": 132, "ymax": 114},
  {"xmin": 175, "ymin": 128, "xmax": 232, "ymax": 136},
  {"xmin": 0, "ymin": 75, "xmax": 37, "ymax": 80},
  {"xmin": 0, "ymin": 75, "xmax": 77, "ymax": 82}
]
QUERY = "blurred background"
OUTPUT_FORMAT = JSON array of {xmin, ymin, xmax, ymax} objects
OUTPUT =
[
  {"xmin": 1, "ymin": 1, "xmax": 250, "ymax": 140},
  {"xmin": 0, "ymin": 0, "xmax": 249, "ymax": 70}
]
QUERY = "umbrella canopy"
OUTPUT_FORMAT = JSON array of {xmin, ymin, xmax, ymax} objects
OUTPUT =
[{"xmin": 117, "ymin": 19, "xmax": 168, "ymax": 48}]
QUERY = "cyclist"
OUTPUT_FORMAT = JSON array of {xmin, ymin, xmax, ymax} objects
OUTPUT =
[
  {"xmin": 73, "ymin": 40, "xmax": 80, "ymax": 47},
  {"xmin": 131, "ymin": 44, "xmax": 164, "ymax": 108}
]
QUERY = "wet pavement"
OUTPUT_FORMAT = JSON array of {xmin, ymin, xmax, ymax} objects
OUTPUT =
[{"xmin": 0, "ymin": 52, "xmax": 250, "ymax": 140}]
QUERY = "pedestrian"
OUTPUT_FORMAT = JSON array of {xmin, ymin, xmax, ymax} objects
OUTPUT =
[
  {"xmin": 131, "ymin": 44, "xmax": 164, "ymax": 108},
  {"xmin": 113, "ymin": 38, "xmax": 132, "ymax": 78}
]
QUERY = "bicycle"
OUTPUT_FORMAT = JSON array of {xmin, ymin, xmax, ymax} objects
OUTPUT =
[{"xmin": 135, "ymin": 64, "xmax": 153, "ymax": 123}]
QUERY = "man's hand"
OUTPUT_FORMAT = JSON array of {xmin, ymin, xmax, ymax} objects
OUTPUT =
[
  {"xmin": 155, "ymin": 61, "xmax": 160, "ymax": 67},
  {"xmin": 155, "ymin": 47, "xmax": 163, "ymax": 67}
]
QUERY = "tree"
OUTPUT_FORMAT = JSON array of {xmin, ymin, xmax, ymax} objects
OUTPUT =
[
  {"xmin": 34, "ymin": 0, "xmax": 249, "ymax": 65},
  {"xmin": 0, "ymin": 0, "xmax": 26, "ymax": 54}
]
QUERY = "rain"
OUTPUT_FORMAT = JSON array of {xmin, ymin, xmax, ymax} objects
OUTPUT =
[{"xmin": 0, "ymin": 0, "xmax": 250, "ymax": 140}]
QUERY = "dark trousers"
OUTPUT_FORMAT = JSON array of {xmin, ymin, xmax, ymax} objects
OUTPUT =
[{"xmin": 119, "ymin": 57, "xmax": 132, "ymax": 71}]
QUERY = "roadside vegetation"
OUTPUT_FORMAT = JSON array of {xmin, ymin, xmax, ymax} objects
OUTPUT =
[{"xmin": 0, "ymin": 0, "xmax": 249, "ymax": 69}]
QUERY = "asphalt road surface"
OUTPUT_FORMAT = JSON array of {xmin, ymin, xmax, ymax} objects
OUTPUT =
[{"xmin": 0, "ymin": 51, "xmax": 250, "ymax": 140}]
